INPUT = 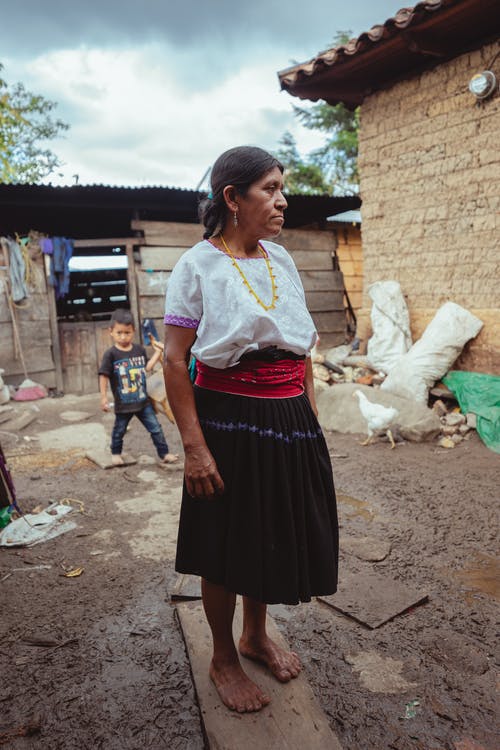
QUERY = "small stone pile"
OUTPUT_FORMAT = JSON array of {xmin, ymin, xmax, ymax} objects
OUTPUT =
[{"xmin": 431, "ymin": 399, "xmax": 476, "ymax": 448}]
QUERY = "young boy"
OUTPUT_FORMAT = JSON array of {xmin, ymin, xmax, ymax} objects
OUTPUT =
[{"xmin": 98, "ymin": 309, "xmax": 178, "ymax": 466}]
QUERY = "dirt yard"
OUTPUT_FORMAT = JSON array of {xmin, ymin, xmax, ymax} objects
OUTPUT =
[{"xmin": 0, "ymin": 393, "xmax": 498, "ymax": 750}]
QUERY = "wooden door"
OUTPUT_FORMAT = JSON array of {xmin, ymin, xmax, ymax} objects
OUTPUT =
[{"xmin": 59, "ymin": 321, "xmax": 111, "ymax": 395}]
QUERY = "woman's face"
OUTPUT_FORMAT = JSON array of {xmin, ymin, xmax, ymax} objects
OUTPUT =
[{"xmin": 236, "ymin": 166, "xmax": 287, "ymax": 238}]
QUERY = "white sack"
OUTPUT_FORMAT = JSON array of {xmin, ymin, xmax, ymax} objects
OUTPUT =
[
  {"xmin": 0, "ymin": 368, "xmax": 10, "ymax": 404},
  {"xmin": 366, "ymin": 281, "xmax": 412, "ymax": 373},
  {"xmin": 381, "ymin": 302, "xmax": 483, "ymax": 402}
]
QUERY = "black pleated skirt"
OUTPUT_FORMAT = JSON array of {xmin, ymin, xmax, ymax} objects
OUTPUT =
[{"xmin": 175, "ymin": 386, "xmax": 339, "ymax": 605}]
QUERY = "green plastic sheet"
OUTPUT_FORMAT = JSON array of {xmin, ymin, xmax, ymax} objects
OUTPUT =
[{"xmin": 443, "ymin": 371, "xmax": 500, "ymax": 454}]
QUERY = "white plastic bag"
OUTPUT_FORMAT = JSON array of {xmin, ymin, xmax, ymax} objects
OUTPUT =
[
  {"xmin": 366, "ymin": 281, "xmax": 412, "ymax": 373},
  {"xmin": 381, "ymin": 302, "xmax": 483, "ymax": 402}
]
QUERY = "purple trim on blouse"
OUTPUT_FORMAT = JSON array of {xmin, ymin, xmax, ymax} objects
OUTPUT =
[{"xmin": 164, "ymin": 314, "xmax": 199, "ymax": 328}]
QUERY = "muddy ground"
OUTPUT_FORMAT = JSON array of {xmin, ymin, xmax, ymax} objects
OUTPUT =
[{"xmin": 0, "ymin": 393, "xmax": 498, "ymax": 750}]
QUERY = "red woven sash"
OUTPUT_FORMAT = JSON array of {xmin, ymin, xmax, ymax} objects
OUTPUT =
[{"xmin": 195, "ymin": 359, "xmax": 306, "ymax": 398}]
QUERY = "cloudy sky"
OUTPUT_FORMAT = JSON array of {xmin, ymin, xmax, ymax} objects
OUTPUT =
[{"xmin": 2, "ymin": 1, "xmax": 404, "ymax": 188}]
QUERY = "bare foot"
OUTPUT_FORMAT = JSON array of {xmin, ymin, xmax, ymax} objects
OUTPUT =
[
  {"xmin": 161, "ymin": 453, "xmax": 179, "ymax": 464},
  {"xmin": 239, "ymin": 635, "xmax": 302, "ymax": 682},
  {"xmin": 209, "ymin": 658, "xmax": 271, "ymax": 713},
  {"xmin": 111, "ymin": 455, "xmax": 125, "ymax": 466}
]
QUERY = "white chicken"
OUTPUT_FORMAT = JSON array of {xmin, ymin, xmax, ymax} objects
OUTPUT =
[{"xmin": 353, "ymin": 389, "xmax": 399, "ymax": 449}]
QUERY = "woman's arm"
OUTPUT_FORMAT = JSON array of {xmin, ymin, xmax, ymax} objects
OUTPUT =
[
  {"xmin": 304, "ymin": 356, "xmax": 318, "ymax": 417},
  {"xmin": 163, "ymin": 325, "xmax": 224, "ymax": 499}
]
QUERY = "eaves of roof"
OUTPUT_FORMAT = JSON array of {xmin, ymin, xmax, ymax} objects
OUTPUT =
[
  {"xmin": 278, "ymin": 0, "xmax": 500, "ymax": 108},
  {"xmin": 0, "ymin": 183, "xmax": 361, "ymax": 238}
]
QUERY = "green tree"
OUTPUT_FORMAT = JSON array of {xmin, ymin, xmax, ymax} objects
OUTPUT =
[
  {"xmin": 0, "ymin": 64, "xmax": 69, "ymax": 183},
  {"xmin": 293, "ymin": 101, "xmax": 359, "ymax": 195},
  {"xmin": 281, "ymin": 32, "xmax": 360, "ymax": 196},
  {"xmin": 276, "ymin": 131, "xmax": 331, "ymax": 195}
]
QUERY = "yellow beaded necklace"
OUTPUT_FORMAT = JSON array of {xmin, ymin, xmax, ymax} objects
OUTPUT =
[{"xmin": 219, "ymin": 234, "xmax": 278, "ymax": 311}]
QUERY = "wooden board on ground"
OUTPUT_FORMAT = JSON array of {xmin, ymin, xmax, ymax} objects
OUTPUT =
[
  {"xmin": 176, "ymin": 600, "xmax": 343, "ymax": 750},
  {"xmin": 170, "ymin": 573, "xmax": 202, "ymax": 601},
  {"xmin": 318, "ymin": 570, "xmax": 429, "ymax": 629},
  {"xmin": 85, "ymin": 450, "xmax": 137, "ymax": 469}
]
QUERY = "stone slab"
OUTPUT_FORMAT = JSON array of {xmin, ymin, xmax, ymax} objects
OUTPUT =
[
  {"xmin": 317, "ymin": 382, "xmax": 441, "ymax": 442},
  {"xmin": 60, "ymin": 410, "xmax": 92, "ymax": 422},
  {"xmin": 340, "ymin": 535, "xmax": 391, "ymax": 562},
  {"xmin": 85, "ymin": 450, "xmax": 137, "ymax": 469},
  {"xmin": 176, "ymin": 600, "xmax": 343, "ymax": 750},
  {"xmin": 3, "ymin": 411, "xmax": 37, "ymax": 432},
  {"xmin": 319, "ymin": 570, "xmax": 428, "ymax": 629},
  {"xmin": 170, "ymin": 573, "xmax": 202, "ymax": 601}
]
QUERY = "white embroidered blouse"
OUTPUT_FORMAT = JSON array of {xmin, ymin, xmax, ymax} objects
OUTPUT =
[{"xmin": 164, "ymin": 239, "xmax": 317, "ymax": 369}]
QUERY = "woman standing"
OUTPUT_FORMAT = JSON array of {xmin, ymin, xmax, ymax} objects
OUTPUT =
[{"xmin": 163, "ymin": 146, "xmax": 338, "ymax": 714}]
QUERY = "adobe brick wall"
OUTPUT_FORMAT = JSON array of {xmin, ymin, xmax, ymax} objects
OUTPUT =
[{"xmin": 357, "ymin": 41, "xmax": 500, "ymax": 374}]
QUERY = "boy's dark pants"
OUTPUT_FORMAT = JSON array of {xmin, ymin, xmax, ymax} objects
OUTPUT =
[{"xmin": 111, "ymin": 403, "xmax": 169, "ymax": 458}]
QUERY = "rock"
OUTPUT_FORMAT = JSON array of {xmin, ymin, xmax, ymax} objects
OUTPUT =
[
  {"xmin": 313, "ymin": 364, "xmax": 331, "ymax": 382},
  {"xmin": 459, "ymin": 423, "xmax": 471, "ymax": 435},
  {"xmin": 344, "ymin": 650, "xmax": 418, "ymax": 694},
  {"xmin": 60, "ymin": 410, "xmax": 92, "ymax": 422},
  {"xmin": 314, "ymin": 379, "xmax": 330, "ymax": 395},
  {"xmin": 137, "ymin": 455, "xmax": 156, "ymax": 465},
  {"xmin": 325, "ymin": 344, "xmax": 352, "ymax": 364},
  {"xmin": 466, "ymin": 412, "xmax": 477, "ymax": 428},
  {"xmin": 438, "ymin": 436, "xmax": 456, "ymax": 449},
  {"xmin": 432, "ymin": 399, "xmax": 448, "ymax": 417},
  {"xmin": 451, "ymin": 433, "xmax": 463, "ymax": 444},
  {"xmin": 444, "ymin": 412, "xmax": 466, "ymax": 426},
  {"xmin": 340, "ymin": 536, "xmax": 391, "ymax": 562},
  {"xmin": 441, "ymin": 424, "xmax": 458, "ymax": 436},
  {"xmin": 343, "ymin": 367, "xmax": 355, "ymax": 383},
  {"xmin": 316, "ymin": 383, "xmax": 441, "ymax": 442}
]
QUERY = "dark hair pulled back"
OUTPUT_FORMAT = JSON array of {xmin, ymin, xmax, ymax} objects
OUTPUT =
[{"xmin": 198, "ymin": 146, "xmax": 284, "ymax": 240}]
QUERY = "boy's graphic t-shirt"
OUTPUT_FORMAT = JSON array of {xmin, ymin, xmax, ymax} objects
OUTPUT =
[{"xmin": 99, "ymin": 344, "xmax": 149, "ymax": 413}]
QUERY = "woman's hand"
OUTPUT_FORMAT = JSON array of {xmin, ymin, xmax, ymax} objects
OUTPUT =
[{"xmin": 184, "ymin": 444, "xmax": 225, "ymax": 499}]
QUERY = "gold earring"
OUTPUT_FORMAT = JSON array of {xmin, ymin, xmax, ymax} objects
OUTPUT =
[{"xmin": 233, "ymin": 211, "xmax": 238, "ymax": 227}]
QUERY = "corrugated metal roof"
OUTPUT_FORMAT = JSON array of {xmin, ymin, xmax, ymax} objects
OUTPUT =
[
  {"xmin": 327, "ymin": 209, "xmax": 361, "ymax": 224},
  {"xmin": 278, "ymin": 0, "xmax": 500, "ymax": 108},
  {"xmin": 0, "ymin": 183, "xmax": 360, "ymax": 238}
]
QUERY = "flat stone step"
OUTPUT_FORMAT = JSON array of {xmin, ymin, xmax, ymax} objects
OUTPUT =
[{"xmin": 176, "ymin": 599, "xmax": 343, "ymax": 750}]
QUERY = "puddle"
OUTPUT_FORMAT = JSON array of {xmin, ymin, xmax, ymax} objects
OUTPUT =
[
  {"xmin": 452, "ymin": 552, "xmax": 500, "ymax": 602},
  {"xmin": 337, "ymin": 493, "xmax": 376, "ymax": 521}
]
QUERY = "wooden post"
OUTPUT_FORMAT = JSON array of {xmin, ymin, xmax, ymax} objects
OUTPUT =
[
  {"xmin": 125, "ymin": 242, "xmax": 141, "ymax": 334},
  {"xmin": 44, "ymin": 255, "xmax": 64, "ymax": 393}
]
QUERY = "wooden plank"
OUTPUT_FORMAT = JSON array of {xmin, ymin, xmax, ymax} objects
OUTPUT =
[
  {"xmin": 5, "ymin": 369, "xmax": 56, "ymax": 389},
  {"xmin": 132, "ymin": 222, "xmax": 337, "ymax": 253},
  {"xmin": 0, "ymin": 319, "xmax": 51, "ymax": 352},
  {"xmin": 170, "ymin": 574, "xmax": 202, "ymax": 601},
  {"xmin": 305, "ymin": 291, "xmax": 344, "ymax": 312},
  {"xmin": 301, "ymin": 271, "xmax": 344, "ymax": 293},
  {"xmin": 311, "ymin": 311, "xmax": 346, "ymax": 333},
  {"xmin": 73, "ymin": 238, "xmax": 137, "ymax": 248},
  {"xmin": 132, "ymin": 221, "xmax": 204, "ymax": 247},
  {"xmin": 1, "ymin": 345, "xmax": 56, "ymax": 377},
  {"xmin": 137, "ymin": 270, "xmax": 171, "ymax": 296},
  {"xmin": 139, "ymin": 246, "xmax": 188, "ymax": 271},
  {"xmin": 0, "ymin": 295, "xmax": 49, "ymax": 324},
  {"xmin": 318, "ymin": 570, "xmax": 429, "ymax": 629},
  {"xmin": 177, "ymin": 600, "xmax": 343, "ymax": 750},
  {"xmin": 139, "ymin": 296, "xmax": 165, "ymax": 320},
  {"xmin": 86, "ymin": 450, "xmax": 137, "ymax": 469},
  {"xmin": 275, "ymin": 228, "xmax": 337, "ymax": 252},
  {"xmin": 126, "ymin": 242, "xmax": 140, "ymax": 331},
  {"xmin": 289, "ymin": 250, "xmax": 333, "ymax": 271}
]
